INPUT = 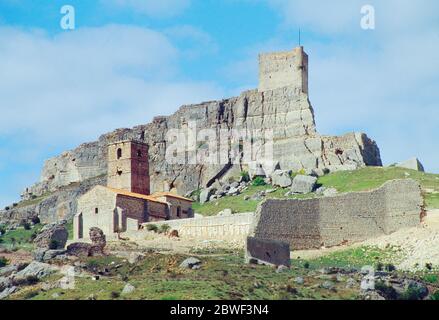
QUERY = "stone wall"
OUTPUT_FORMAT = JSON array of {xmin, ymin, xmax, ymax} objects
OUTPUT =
[
  {"xmin": 250, "ymin": 179, "xmax": 423, "ymax": 250},
  {"xmin": 138, "ymin": 212, "xmax": 255, "ymax": 242}
]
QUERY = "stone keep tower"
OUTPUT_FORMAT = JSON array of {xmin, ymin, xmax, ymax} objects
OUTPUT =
[
  {"xmin": 258, "ymin": 46, "xmax": 308, "ymax": 93},
  {"xmin": 107, "ymin": 140, "xmax": 150, "ymax": 195}
]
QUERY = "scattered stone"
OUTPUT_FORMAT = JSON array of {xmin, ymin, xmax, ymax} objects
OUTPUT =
[
  {"xmin": 276, "ymin": 265, "xmax": 289, "ymax": 273},
  {"xmin": 128, "ymin": 252, "xmax": 144, "ymax": 265},
  {"xmin": 294, "ymin": 277, "xmax": 304, "ymax": 285},
  {"xmin": 33, "ymin": 221, "xmax": 68, "ymax": 250},
  {"xmin": 346, "ymin": 278, "xmax": 357, "ymax": 289},
  {"xmin": 200, "ymin": 188, "xmax": 216, "ymax": 204},
  {"xmin": 291, "ymin": 175, "xmax": 317, "ymax": 194},
  {"xmin": 270, "ymin": 170, "xmax": 292, "ymax": 188},
  {"xmin": 122, "ymin": 283, "xmax": 135, "ymax": 295},
  {"xmin": 227, "ymin": 187, "xmax": 240, "ymax": 196},
  {"xmin": 217, "ymin": 209, "xmax": 233, "ymax": 216},
  {"xmin": 0, "ymin": 276, "xmax": 12, "ymax": 292},
  {"xmin": 0, "ymin": 286, "xmax": 17, "ymax": 300},
  {"xmin": 321, "ymin": 281, "xmax": 335, "ymax": 290},
  {"xmin": 179, "ymin": 257, "xmax": 202, "ymax": 270}
]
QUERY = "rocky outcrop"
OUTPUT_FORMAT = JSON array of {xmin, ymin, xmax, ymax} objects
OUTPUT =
[{"xmin": 33, "ymin": 221, "xmax": 68, "ymax": 250}]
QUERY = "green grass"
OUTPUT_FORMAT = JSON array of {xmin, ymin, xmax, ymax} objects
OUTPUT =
[
  {"xmin": 0, "ymin": 224, "xmax": 43, "ymax": 251},
  {"xmin": 9, "ymin": 251, "xmax": 359, "ymax": 300},
  {"xmin": 293, "ymin": 246, "xmax": 403, "ymax": 270},
  {"xmin": 193, "ymin": 167, "xmax": 439, "ymax": 215},
  {"xmin": 66, "ymin": 219, "xmax": 74, "ymax": 240}
]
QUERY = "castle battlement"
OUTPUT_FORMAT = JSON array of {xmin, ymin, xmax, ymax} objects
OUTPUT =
[{"xmin": 258, "ymin": 46, "xmax": 308, "ymax": 94}]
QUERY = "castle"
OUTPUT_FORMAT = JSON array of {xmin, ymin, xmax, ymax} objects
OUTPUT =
[
  {"xmin": 73, "ymin": 140, "xmax": 193, "ymax": 240},
  {"xmin": 2, "ymin": 46, "xmax": 382, "ymax": 227}
]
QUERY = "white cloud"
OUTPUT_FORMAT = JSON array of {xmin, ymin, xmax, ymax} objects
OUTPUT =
[
  {"xmin": 104, "ymin": 0, "xmax": 191, "ymax": 18},
  {"xmin": 0, "ymin": 25, "xmax": 223, "ymax": 145}
]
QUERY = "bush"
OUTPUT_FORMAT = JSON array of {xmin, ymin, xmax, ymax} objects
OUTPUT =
[
  {"xmin": 31, "ymin": 216, "xmax": 41, "ymax": 225},
  {"xmin": 252, "ymin": 177, "xmax": 266, "ymax": 187},
  {"xmin": 400, "ymin": 285, "xmax": 427, "ymax": 301},
  {"xmin": 23, "ymin": 222, "xmax": 31, "ymax": 230},
  {"xmin": 375, "ymin": 281, "xmax": 398, "ymax": 300},
  {"xmin": 303, "ymin": 262, "xmax": 310, "ymax": 269},
  {"xmin": 240, "ymin": 171, "xmax": 250, "ymax": 182},
  {"xmin": 0, "ymin": 256, "xmax": 8, "ymax": 268},
  {"xmin": 111, "ymin": 291, "xmax": 120, "ymax": 299},
  {"xmin": 431, "ymin": 290, "xmax": 439, "ymax": 300},
  {"xmin": 0, "ymin": 224, "xmax": 6, "ymax": 235},
  {"xmin": 385, "ymin": 264, "xmax": 396, "ymax": 272},
  {"xmin": 158, "ymin": 224, "xmax": 171, "ymax": 234},
  {"xmin": 146, "ymin": 224, "xmax": 158, "ymax": 232}
]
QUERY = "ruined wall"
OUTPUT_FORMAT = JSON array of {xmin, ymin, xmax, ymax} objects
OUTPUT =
[
  {"xmin": 138, "ymin": 212, "xmax": 254, "ymax": 242},
  {"xmin": 250, "ymin": 179, "xmax": 423, "ymax": 250}
]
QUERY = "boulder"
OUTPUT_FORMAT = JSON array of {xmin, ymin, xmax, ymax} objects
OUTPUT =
[
  {"xmin": 179, "ymin": 257, "xmax": 201, "ymax": 270},
  {"xmin": 66, "ymin": 242, "xmax": 93, "ymax": 257},
  {"xmin": 122, "ymin": 283, "xmax": 135, "ymax": 295},
  {"xmin": 0, "ymin": 286, "xmax": 17, "ymax": 300},
  {"xmin": 67, "ymin": 227, "xmax": 106, "ymax": 258},
  {"xmin": 396, "ymin": 158, "xmax": 425, "ymax": 172},
  {"xmin": 0, "ymin": 265, "xmax": 19, "ymax": 278},
  {"xmin": 33, "ymin": 221, "xmax": 68, "ymax": 250},
  {"xmin": 291, "ymin": 175, "xmax": 317, "ymax": 194},
  {"xmin": 0, "ymin": 276, "xmax": 12, "ymax": 292},
  {"xmin": 270, "ymin": 170, "xmax": 292, "ymax": 188},
  {"xmin": 199, "ymin": 188, "xmax": 216, "ymax": 204},
  {"xmin": 14, "ymin": 261, "xmax": 57, "ymax": 280}
]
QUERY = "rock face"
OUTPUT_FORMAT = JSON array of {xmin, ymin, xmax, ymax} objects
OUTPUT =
[
  {"xmin": 396, "ymin": 158, "xmax": 425, "ymax": 172},
  {"xmin": 0, "ymin": 47, "xmax": 382, "ymax": 225},
  {"xmin": 33, "ymin": 221, "xmax": 68, "ymax": 250}
]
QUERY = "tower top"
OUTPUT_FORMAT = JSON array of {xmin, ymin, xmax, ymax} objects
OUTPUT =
[{"xmin": 258, "ymin": 46, "xmax": 308, "ymax": 94}]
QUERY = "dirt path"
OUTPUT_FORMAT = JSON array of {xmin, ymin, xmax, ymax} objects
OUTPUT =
[{"xmin": 292, "ymin": 210, "xmax": 439, "ymax": 271}]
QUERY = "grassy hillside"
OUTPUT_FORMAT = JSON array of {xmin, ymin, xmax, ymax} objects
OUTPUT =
[{"xmin": 193, "ymin": 167, "xmax": 439, "ymax": 216}]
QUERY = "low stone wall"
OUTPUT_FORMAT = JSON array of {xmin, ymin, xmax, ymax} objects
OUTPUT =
[
  {"xmin": 249, "ymin": 179, "xmax": 423, "ymax": 250},
  {"xmin": 140, "ymin": 213, "xmax": 255, "ymax": 242}
]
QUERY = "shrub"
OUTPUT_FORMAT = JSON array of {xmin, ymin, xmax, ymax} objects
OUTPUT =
[
  {"xmin": 385, "ymin": 264, "xmax": 396, "ymax": 272},
  {"xmin": 0, "ymin": 256, "xmax": 8, "ymax": 268},
  {"xmin": 146, "ymin": 224, "xmax": 158, "ymax": 232},
  {"xmin": 4, "ymin": 206, "xmax": 10, "ymax": 211},
  {"xmin": 252, "ymin": 177, "xmax": 266, "ymax": 187},
  {"xmin": 158, "ymin": 224, "xmax": 171, "ymax": 234},
  {"xmin": 111, "ymin": 291, "xmax": 120, "ymax": 299},
  {"xmin": 49, "ymin": 239, "xmax": 59, "ymax": 250},
  {"xmin": 303, "ymin": 262, "xmax": 310, "ymax": 269},
  {"xmin": 23, "ymin": 290, "xmax": 40, "ymax": 300},
  {"xmin": 240, "ymin": 171, "xmax": 250, "ymax": 182},
  {"xmin": 0, "ymin": 224, "xmax": 6, "ymax": 235},
  {"xmin": 400, "ymin": 285, "xmax": 427, "ymax": 301},
  {"xmin": 31, "ymin": 216, "xmax": 41, "ymax": 225},
  {"xmin": 423, "ymin": 274, "xmax": 438, "ymax": 284},
  {"xmin": 375, "ymin": 281, "xmax": 398, "ymax": 300},
  {"xmin": 23, "ymin": 222, "xmax": 31, "ymax": 230},
  {"xmin": 426, "ymin": 263, "xmax": 433, "ymax": 271},
  {"xmin": 297, "ymin": 168, "xmax": 306, "ymax": 175},
  {"xmin": 431, "ymin": 290, "xmax": 439, "ymax": 300}
]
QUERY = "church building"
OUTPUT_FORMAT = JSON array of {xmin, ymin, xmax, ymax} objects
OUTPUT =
[{"xmin": 73, "ymin": 140, "xmax": 193, "ymax": 240}]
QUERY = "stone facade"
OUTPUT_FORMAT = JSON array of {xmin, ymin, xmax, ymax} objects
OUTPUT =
[
  {"xmin": 73, "ymin": 140, "xmax": 193, "ymax": 240},
  {"xmin": 259, "ymin": 46, "xmax": 308, "ymax": 94},
  {"xmin": 249, "ymin": 179, "xmax": 423, "ymax": 250}
]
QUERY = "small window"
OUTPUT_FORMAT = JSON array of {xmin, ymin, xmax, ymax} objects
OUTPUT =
[
  {"xmin": 137, "ymin": 150, "xmax": 142, "ymax": 158},
  {"xmin": 176, "ymin": 206, "xmax": 181, "ymax": 218},
  {"xmin": 117, "ymin": 148, "xmax": 122, "ymax": 159},
  {"xmin": 117, "ymin": 170, "xmax": 123, "ymax": 176},
  {"xmin": 95, "ymin": 208, "xmax": 99, "ymax": 214}
]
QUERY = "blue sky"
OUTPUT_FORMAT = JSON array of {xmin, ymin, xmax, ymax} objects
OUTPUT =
[{"xmin": 0, "ymin": 0, "xmax": 438, "ymax": 207}]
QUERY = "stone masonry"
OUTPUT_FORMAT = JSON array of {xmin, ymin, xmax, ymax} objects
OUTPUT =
[{"xmin": 249, "ymin": 179, "xmax": 423, "ymax": 250}]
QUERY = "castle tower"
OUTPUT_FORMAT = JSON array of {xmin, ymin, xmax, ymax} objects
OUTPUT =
[
  {"xmin": 258, "ymin": 46, "xmax": 308, "ymax": 94},
  {"xmin": 107, "ymin": 140, "xmax": 150, "ymax": 195}
]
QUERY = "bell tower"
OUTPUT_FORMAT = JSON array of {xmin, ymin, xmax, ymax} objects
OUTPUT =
[{"xmin": 107, "ymin": 140, "xmax": 150, "ymax": 195}]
